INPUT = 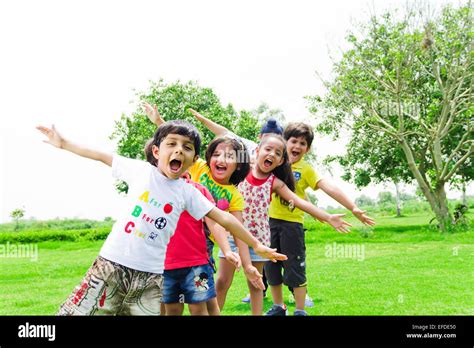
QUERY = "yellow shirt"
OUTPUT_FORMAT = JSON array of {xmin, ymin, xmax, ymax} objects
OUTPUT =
[
  {"xmin": 269, "ymin": 159, "xmax": 321, "ymax": 223},
  {"xmin": 188, "ymin": 159, "xmax": 244, "ymax": 212}
]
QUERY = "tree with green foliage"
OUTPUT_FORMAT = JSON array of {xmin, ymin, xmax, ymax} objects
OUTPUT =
[
  {"xmin": 309, "ymin": 3, "xmax": 473, "ymax": 232},
  {"xmin": 10, "ymin": 208, "xmax": 25, "ymax": 231},
  {"xmin": 355, "ymin": 194, "xmax": 375, "ymax": 207},
  {"xmin": 378, "ymin": 191, "xmax": 395, "ymax": 205},
  {"xmin": 110, "ymin": 79, "xmax": 260, "ymax": 192}
]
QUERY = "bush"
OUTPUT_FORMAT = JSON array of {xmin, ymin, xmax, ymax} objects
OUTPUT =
[{"xmin": 0, "ymin": 228, "xmax": 110, "ymax": 244}]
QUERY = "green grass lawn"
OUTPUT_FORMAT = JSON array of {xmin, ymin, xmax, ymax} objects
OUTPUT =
[{"xmin": 0, "ymin": 212, "xmax": 472, "ymax": 315}]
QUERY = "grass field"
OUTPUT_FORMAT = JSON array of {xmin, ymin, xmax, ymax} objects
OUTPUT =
[{"xmin": 0, "ymin": 212, "xmax": 472, "ymax": 315}]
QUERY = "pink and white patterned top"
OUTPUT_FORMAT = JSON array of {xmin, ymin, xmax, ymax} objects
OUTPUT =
[{"xmin": 238, "ymin": 172, "xmax": 275, "ymax": 247}]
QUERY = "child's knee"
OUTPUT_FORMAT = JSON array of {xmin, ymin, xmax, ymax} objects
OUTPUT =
[
  {"xmin": 216, "ymin": 276, "xmax": 232, "ymax": 289},
  {"xmin": 247, "ymin": 280, "xmax": 263, "ymax": 292}
]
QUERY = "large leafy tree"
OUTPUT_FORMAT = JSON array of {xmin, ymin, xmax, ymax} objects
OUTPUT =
[
  {"xmin": 322, "ymin": 121, "xmax": 413, "ymax": 216},
  {"xmin": 110, "ymin": 79, "xmax": 260, "ymax": 191},
  {"xmin": 309, "ymin": 3, "xmax": 473, "ymax": 231}
]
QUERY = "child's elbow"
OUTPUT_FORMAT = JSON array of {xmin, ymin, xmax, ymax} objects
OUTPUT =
[
  {"xmin": 219, "ymin": 212, "xmax": 233, "ymax": 229},
  {"xmin": 209, "ymin": 209, "xmax": 230, "ymax": 228}
]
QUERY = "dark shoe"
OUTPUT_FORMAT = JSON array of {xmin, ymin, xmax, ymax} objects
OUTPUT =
[{"xmin": 265, "ymin": 304, "xmax": 288, "ymax": 316}]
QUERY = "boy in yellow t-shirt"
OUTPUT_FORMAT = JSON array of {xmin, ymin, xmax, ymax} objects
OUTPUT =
[{"xmin": 265, "ymin": 123, "xmax": 375, "ymax": 316}]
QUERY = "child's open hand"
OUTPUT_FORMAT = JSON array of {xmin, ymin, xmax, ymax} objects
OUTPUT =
[
  {"xmin": 36, "ymin": 125, "xmax": 65, "ymax": 149},
  {"xmin": 224, "ymin": 251, "xmax": 241, "ymax": 271},
  {"xmin": 244, "ymin": 265, "xmax": 265, "ymax": 290},
  {"xmin": 143, "ymin": 102, "xmax": 164, "ymax": 126},
  {"xmin": 188, "ymin": 108, "xmax": 204, "ymax": 121},
  {"xmin": 327, "ymin": 214, "xmax": 352, "ymax": 233},
  {"xmin": 352, "ymin": 207, "xmax": 375, "ymax": 226},
  {"xmin": 254, "ymin": 243, "xmax": 287, "ymax": 263}
]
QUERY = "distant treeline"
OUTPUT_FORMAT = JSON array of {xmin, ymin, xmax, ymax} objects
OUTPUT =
[
  {"xmin": 0, "ymin": 218, "xmax": 114, "ymax": 233},
  {"xmin": 328, "ymin": 196, "xmax": 474, "ymax": 217}
]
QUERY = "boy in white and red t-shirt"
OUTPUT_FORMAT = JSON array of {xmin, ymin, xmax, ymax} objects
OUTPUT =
[
  {"xmin": 143, "ymin": 140, "xmax": 240, "ymax": 315},
  {"xmin": 37, "ymin": 120, "xmax": 286, "ymax": 316}
]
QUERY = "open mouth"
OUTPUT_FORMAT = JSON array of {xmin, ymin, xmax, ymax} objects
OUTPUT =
[
  {"xmin": 169, "ymin": 159, "xmax": 183, "ymax": 173},
  {"xmin": 215, "ymin": 164, "xmax": 227, "ymax": 174},
  {"xmin": 291, "ymin": 151, "xmax": 300, "ymax": 158},
  {"xmin": 263, "ymin": 159, "xmax": 273, "ymax": 168}
]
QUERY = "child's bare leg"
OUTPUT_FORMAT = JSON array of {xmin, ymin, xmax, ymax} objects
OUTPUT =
[
  {"xmin": 188, "ymin": 302, "xmax": 209, "ymax": 316},
  {"xmin": 293, "ymin": 286, "xmax": 306, "ymax": 311},
  {"xmin": 247, "ymin": 262, "xmax": 265, "ymax": 315},
  {"xmin": 206, "ymin": 297, "xmax": 221, "ymax": 315},
  {"xmin": 269, "ymin": 284, "xmax": 284, "ymax": 305},
  {"xmin": 164, "ymin": 303, "xmax": 184, "ymax": 316},
  {"xmin": 58, "ymin": 256, "xmax": 128, "ymax": 316},
  {"xmin": 215, "ymin": 258, "xmax": 236, "ymax": 311}
]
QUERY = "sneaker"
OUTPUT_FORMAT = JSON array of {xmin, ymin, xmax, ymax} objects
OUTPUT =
[
  {"xmin": 294, "ymin": 310, "xmax": 308, "ymax": 316},
  {"xmin": 265, "ymin": 304, "xmax": 288, "ymax": 316},
  {"xmin": 305, "ymin": 294, "xmax": 314, "ymax": 308},
  {"xmin": 288, "ymin": 293, "xmax": 314, "ymax": 307},
  {"xmin": 242, "ymin": 292, "xmax": 267, "ymax": 303},
  {"xmin": 241, "ymin": 294, "xmax": 251, "ymax": 303}
]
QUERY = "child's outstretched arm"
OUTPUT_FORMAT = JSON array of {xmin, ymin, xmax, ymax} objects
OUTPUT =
[
  {"xmin": 188, "ymin": 109, "xmax": 229, "ymax": 137},
  {"xmin": 204, "ymin": 217, "xmax": 241, "ymax": 271},
  {"xmin": 317, "ymin": 179, "xmax": 375, "ymax": 226},
  {"xmin": 206, "ymin": 208, "xmax": 287, "ymax": 262},
  {"xmin": 37, "ymin": 125, "xmax": 112, "ymax": 166},
  {"xmin": 273, "ymin": 178, "xmax": 352, "ymax": 234}
]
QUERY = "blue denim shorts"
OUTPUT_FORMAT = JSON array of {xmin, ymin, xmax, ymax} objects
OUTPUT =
[
  {"xmin": 162, "ymin": 263, "xmax": 216, "ymax": 304},
  {"xmin": 218, "ymin": 236, "xmax": 268, "ymax": 262}
]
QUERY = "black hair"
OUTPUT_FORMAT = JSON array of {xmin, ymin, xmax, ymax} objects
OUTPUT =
[
  {"xmin": 152, "ymin": 120, "xmax": 201, "ymax": 156},
  {"xmin": 144, "ymin": 138, "xmax": 156, "ymax": 166},
  {"xmin": 205, "ymin": 135, "xmax": 250, "ymax": 186},
  {"xmin": 283, "ymin": 122, "xmax": 314, "ymax": 148},
  {"xmin": 259, "ymin": 135, "xmax": 295, "ymax": 192}
]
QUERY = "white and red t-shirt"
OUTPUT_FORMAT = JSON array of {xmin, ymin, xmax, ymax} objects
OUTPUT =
[
  {"xmin": 99, "ymin": 155, "xmax": 215, "ymax": 274},
  {"xmin": 164, "ymin": 179, "xmax": 215, "ymax": 270},
  {"xmin": 238, "ymin": 172, "xmax": 275, "ymax": 247}
]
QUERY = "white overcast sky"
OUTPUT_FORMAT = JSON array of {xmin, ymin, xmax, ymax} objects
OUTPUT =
[{"xmin": 0, "ymin": 0, "xmax": 469, "ymax": 223}]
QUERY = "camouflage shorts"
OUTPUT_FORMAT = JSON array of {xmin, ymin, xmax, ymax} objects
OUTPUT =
[{"xmin": 57, "ymin": 256, "xmax": 163, "ymax": 316}]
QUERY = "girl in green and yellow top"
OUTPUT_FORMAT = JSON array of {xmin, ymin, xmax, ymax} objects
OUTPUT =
[{"xmin": 188, "ymin": 136, "xmax": 259, "ymax": 312}]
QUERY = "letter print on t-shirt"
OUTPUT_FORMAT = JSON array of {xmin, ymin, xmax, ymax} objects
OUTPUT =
[{"xmin": 125, "ymin": 189, "xmax": 181, "ymax": 245}]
